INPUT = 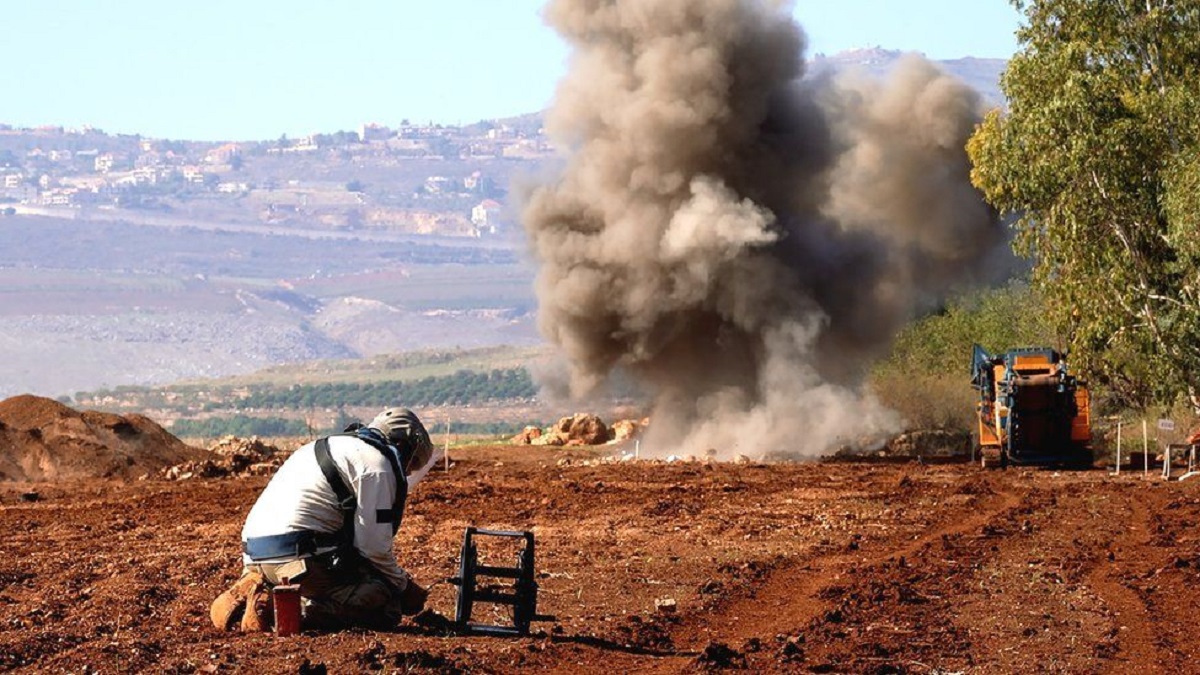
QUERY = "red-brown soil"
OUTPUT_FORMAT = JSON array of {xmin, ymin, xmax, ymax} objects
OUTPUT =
[
  {"xmin": 0, "ymin": 395, "xmax": 206, "ymax": 481},
  {"xmin": 2, "ymin": 446, "xmax": 1199, "ymax": 673}
]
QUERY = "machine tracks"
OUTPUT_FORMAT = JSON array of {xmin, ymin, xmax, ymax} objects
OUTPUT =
[
  {"xmin": 596, "ymin": 474, "xmax": 1195, "ymax": 673},
  {"xmin": 1083, "ymin": 490, "xmax": 1161, "ymax": 672},
  {"xmin": 609, "ymin": 476, "xmax": 1027, "ymax": 673}
]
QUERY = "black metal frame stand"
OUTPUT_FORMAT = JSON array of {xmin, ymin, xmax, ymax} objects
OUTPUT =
[{"xmin": 450, "ymin": 527, "xmax": 538, "ymax": 636}]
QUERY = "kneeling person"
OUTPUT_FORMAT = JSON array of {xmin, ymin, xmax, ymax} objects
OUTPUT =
[{"xmin": 212, "ymin": 407, "xmax": 434, "ymax": 631}]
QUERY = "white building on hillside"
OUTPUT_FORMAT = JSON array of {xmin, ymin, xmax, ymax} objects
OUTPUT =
[{"xmin": 471, "ymin": 199, "xmax": 503, "ymax": 234}]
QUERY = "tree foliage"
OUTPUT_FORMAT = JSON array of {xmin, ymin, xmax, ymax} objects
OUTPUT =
[
  {"xmin": 968, "ymin": 0, "xmax": 1200, "ymax": 408},
  {"xmin": 872, "ymin": 282, "xmax": 1058, "ymax": 429},
  {"xmin": 171, "ymin": 415, "xmax": 308, "ymax": 438},
  {"xmin": 876, "ymin": 282, "xmax": 1056, "ymax": 378},
  {"xmin": 233, "ymin": 368, "xmax": 537, "ymax": 410}
]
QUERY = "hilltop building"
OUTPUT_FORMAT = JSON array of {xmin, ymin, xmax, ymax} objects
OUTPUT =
[
  {"xmin": 359, "ymin": 123, "xmax": 393, "ymax": 143},
  {"xmin": 471, "ymin": 199, "xmax": 504, "ymax": 234}
]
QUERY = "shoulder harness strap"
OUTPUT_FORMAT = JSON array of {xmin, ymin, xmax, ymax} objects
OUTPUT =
[{"xmin": 314, "ymin": 436, "xmax": 357, "ymax": 549}]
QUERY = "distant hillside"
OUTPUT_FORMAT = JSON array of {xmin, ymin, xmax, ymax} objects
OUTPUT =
[
  {"xmin": 496, "ymin": 50, "xmax": 1007, "ymax": 134},
  {"xmin": 810, "ymin": 48, "xmax": 1007, "ymax": 108},
  {"xmin": 0, "ymin": 47, "xmax": 1006, "ymax": 402}
]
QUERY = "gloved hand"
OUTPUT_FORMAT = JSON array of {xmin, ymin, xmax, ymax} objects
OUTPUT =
[
  {"xmin": 210, "ymin": 571, "xmax": 266, "ymax": 631},
  {"xmin": 398, "ymin": 578, "xmax": 429, "ymax": 616},
  {"xmin": 240, "ymin": 586, "xmax": 273, "ymax": 633}
]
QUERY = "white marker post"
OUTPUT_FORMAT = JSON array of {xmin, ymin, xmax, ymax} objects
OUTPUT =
[
  {"xmin": 444, "ymin": 418, "xmax": 451, "ymax": 472},
  {"xmin": 1143, "ymin": 419, "xmax": 1149, "ymax": 479},
  {"xmin": 1115, "ymin": 420, "xmax": 1122, "ymax": 476}
]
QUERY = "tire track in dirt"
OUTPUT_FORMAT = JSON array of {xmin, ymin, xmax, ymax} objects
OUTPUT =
[
  {"xmin": 622, "ymin": 475, "xmax": 1026, "ymax": 673},
  {"xmin": 1085, "ymin": 486, "xmax": 1162, "ymax": 673}
]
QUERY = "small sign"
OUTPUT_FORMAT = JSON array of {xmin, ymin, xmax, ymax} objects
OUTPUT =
[{"xmin": 1158, "ymin": 419, "xmax": 1176, "ymax": 432}]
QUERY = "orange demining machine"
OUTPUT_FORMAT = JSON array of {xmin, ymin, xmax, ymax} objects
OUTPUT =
[{"xmin": 971, "ymin": 345, "xmax": 1092, "ymax": 468}]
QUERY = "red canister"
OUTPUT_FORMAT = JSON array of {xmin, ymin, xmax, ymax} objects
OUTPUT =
[{"xmin": 273, "ymin": 579, "xmax": 302, "ymax": 637}]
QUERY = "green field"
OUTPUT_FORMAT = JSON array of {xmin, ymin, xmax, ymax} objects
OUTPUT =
[{"xmin": 75, "ymin": 344, "xmax": 553, "ymax": 415}]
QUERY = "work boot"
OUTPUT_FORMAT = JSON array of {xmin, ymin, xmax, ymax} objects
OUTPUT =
[
  {"xmin": 240, "ymin": 586, "xmax": 274, "ymax": 633},
  {"xmin": 398, "ymin": 579, "xmax": 429, "ymax": 616},
  {"xmin": 209, "ymin": 571, "xmax": 266, "ymax": 631}
]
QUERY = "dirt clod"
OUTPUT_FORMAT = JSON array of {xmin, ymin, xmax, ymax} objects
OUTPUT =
[{"xmin": 695, "ymin": 641, "xmax": 746, "ymax": 669}]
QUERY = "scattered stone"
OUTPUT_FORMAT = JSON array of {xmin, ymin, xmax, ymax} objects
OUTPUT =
[
  {"xmin": 162, "ymin": 436, "xmax": 284, "ymax": 481},
  {"xmin": 654, "ymin": 597, "xmax": 677, "ymax": 614},
  {"xmin": 297, "ymin": 660, "xmax": 328, "ymax": 675},
  {"xmin": 780, "ymin": 634, "xmax": 806, "ymax": 661},
  {"xmin": 695, "ymin": 641, "xmax": 746, "ymax": 669},
  {"xmin": 20, "ymin": 491, "xmax": 39, "ymax": 502},
  {"xmin": 246, "ymin": 462, "xmax": 276, "ymax": 476}
]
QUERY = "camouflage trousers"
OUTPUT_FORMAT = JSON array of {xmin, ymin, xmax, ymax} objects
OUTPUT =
[{"xmin": 247, "ymin": 552, "xmax": 406, "ymax": 630}]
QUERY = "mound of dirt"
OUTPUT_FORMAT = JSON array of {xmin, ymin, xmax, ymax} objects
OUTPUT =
[
  {"xmin": 831, "ymin": 428, "xmax": 970, "ymax": 462},
  {"xmin": 163, "ymin": 436, "xmax": 286, "ymax": 480},
  {"xmin": 0, "ymin": 394, "xmax": 207, "ymax": 481},
  {"xmin": 885, "ymin": 429, "xmax": 971, "ymax": 458}
]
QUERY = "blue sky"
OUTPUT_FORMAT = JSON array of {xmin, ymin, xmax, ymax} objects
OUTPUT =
[{"xmin": 0, "ymin": 1, "xmax": 1021, "ymax": 142}]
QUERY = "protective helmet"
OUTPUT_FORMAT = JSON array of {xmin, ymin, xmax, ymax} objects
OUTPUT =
[{"xmin": 369, "ymin": 407, "xmax": 433, "ymax": 475}]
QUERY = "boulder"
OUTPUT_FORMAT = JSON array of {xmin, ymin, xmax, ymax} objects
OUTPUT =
[
  {"xmin": 531, "ymin": 431, "xmax": 568, "ymax": 447},
  {"xmin": 610, "ymin": 419, "xmax": 640, "ymax": 442},
  {"xmin": 566, "ymin": 414, "xmax": 608, "ymax": 446},
  {"xmin": 511, "ymin": 426, "xmax": 543, "ymax": 445}
]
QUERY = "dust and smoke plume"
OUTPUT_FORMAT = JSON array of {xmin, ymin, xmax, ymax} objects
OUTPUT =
[{"xmin": 522, "ymin": 0, "xmax": 1008, "ymax": 458}]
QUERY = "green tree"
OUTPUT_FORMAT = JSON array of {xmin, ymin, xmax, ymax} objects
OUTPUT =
[{"xmin": 968, "ymin": 0, "xmax": 1200, "ymax": 409}]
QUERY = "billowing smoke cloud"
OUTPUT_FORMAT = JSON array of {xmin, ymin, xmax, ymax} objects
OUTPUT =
[{"xmin": 522, "ymin": 0, "xmax": 1008, "ymax": 458}]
